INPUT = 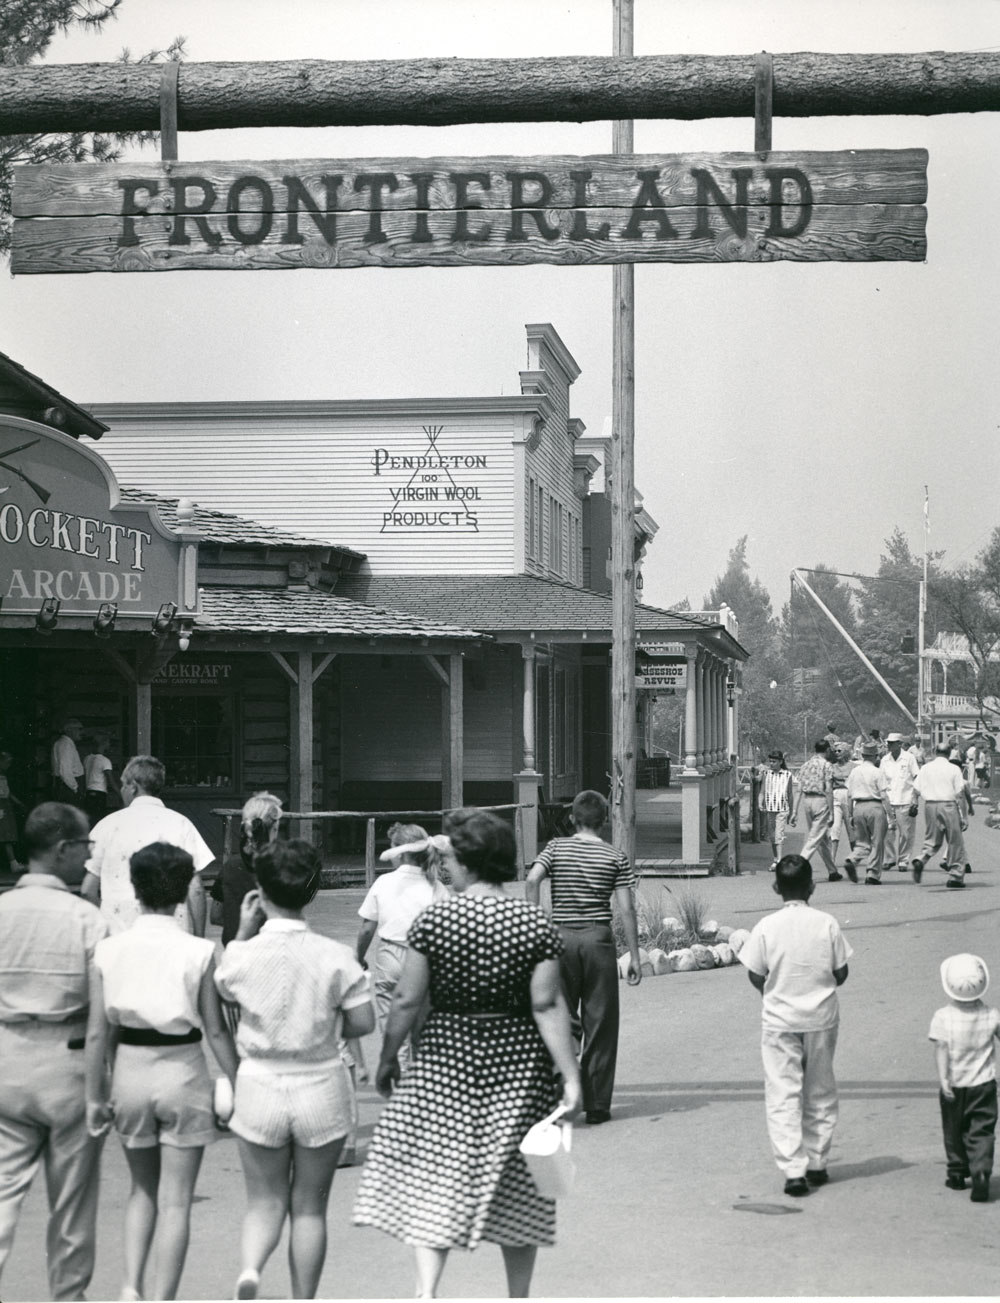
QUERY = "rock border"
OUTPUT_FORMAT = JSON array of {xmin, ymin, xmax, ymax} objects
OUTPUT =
[{"xmin": 617, "ymin": 920, "xmax": 750, "ymax": 978}]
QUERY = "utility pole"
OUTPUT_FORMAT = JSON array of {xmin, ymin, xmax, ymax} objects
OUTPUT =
[
  {"xmin": 609, "ymin": 0, "xmax": 636, "ymax": 861},
  {"xmin": 918, "ymin": 485, "xmax": 929, "ymax": 738}
]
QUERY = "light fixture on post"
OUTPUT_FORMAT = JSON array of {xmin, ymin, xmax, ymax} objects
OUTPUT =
[
  {"xmin": 151, "ymin": 601, "xmax": 178, "ymax": 638},
  {"xmin": 35, "ymin": 597, "xmax": 60, "ymax": 635},
  {"xmin": 93, "ymin": 601, "xmax": 118, "ymax": 640},
  {"xmin": 177, "ymin": 621, "xmax": 193, "ymax": 653},
  {"xmin": 726, "ymin": 672, "xmax": 736, "ymax": 706}
]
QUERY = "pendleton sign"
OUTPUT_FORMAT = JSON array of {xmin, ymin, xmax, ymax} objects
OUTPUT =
[{"xmin": 10, "ymin": 149, "xmax": 927, "ymax": 273}]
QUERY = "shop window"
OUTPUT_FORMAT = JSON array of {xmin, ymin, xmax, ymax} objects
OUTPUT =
[{"xmin": 152, "ymin": 694, "xmax": 235, "ymax": 790}]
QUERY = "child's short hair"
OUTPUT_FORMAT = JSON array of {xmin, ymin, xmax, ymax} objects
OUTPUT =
[
  {"xmin": 129, "ymin": 841, "xmax": 194, "ymax": 910},
  {"xmin": 254, "ymin": 840, "xmax": 321, "ymax": 910},
  {"xmin": 572, "ymin": 789, "xmax": 608, "ymax": 831},
  {"xmin": 774, "ymin": 853, "xmax": 812, "ymax": 898}
]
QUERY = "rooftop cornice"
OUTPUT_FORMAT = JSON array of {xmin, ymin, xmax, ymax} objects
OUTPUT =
[{"xmin": 87, "ymin": 395, "xmax": 552, "ymax": 423}]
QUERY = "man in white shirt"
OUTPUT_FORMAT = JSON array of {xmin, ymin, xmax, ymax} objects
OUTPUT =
[
  {"xmin": 50, "ymin": 719, "xmax": 85, "ymax": 805},
  {"xmin": 911, "ymin": 742, "xmax": 973, "ymax": 888},
  {"xmin": 844, "ymin": 743, "xmax": 892, "ymax": 884},
  {"xmin": 879, "ymin": 732, "xmax": 920, "ymax": 872},
  {"xmin": 81, "ymin": 755, "xmax": 214, "ymax": 933}
]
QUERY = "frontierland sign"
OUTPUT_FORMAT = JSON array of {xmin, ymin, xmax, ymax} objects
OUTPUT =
[{"xmin": 11, "ymin": 150, "xmax": 927, "ymax": 273}]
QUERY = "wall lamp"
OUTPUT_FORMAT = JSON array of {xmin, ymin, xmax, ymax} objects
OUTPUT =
[
  {"xmin": 93, "ymin": 601, "xmax": 118, "ymax": 640},
  {"xmin": 35, "ymin": 597, "xmax": 60, "ymax": 635},
  {"xmin": 726, "ymin": 672, "xmax": 737, "ymax": 706},
  {"xmin": 177, "ymin": 621, "xmax": 192, "ymax": 653},
  {"xmin": 152, "ymin": 601, "xmax": 178, "ymax": 637}
]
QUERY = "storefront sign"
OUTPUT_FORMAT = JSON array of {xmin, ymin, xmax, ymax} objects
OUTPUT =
[
  {"xmin": 153, "ymin": 661, "xmax": 232, "ymax": 684},
  {"xmin": 636, "ymin": 656, "xmax": 687, "ymax": 691},
  {"xmin": 373, "ymin": 426, "xmax": 485, "ymax": 534},
  {"xmin": 0, "ymin": 416, "xmax": 191, "ymax": 619},
  {"xmin": 11, "ymin": 149, "xmax": 927, "ymax": 273}
]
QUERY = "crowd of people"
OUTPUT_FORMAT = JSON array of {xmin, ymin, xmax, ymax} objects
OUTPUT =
[
  {"xmin": 757, "ymin": 721, "xmax": 984, "ymax": 887},
  {"xmin": 1, "ymin": 730, "xmax": 997, "ymax": 1301},
  {"xmin": 0, "ymin": 742, "xmax": 646, "ymax": 1302}
]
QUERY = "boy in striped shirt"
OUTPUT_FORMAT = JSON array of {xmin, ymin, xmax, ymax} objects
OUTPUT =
[{"xmin": 526, "ymin": 790, "xmax": 641, "ymax": 1125}]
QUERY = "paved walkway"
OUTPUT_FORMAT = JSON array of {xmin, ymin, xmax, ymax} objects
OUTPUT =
[{"xmin": 4, "ymin": 817, "xmax": 1000, "ymax": 1298}]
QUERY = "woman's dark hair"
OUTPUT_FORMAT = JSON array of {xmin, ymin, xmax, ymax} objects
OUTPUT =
[
  {"xmin": 443, "ymin": 808, "xmax": 517, "ymax": 884},
  {"xmin": 129, "ymin": 841, "xmax": 194, "ymax": 910},
  {"xmin": 254, "ymin": 839, "xmax": 321, "ymax": 910}
]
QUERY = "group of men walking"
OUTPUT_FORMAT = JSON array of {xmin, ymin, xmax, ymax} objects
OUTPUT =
[{"xmin": 761, "ymin": 729, "xmax": 975, "ymax": 888}]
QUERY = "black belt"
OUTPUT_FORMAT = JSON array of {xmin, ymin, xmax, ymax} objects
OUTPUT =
[
  {"xmin": 119, "ymin": 1026, "xmax": 202, "ymax": 1047},
  {"xmin": 802, "ymin": 792, "xmax": 826, "ymax": 797},
  {"xmin": 853, "ymin": 798, "xmax": 882, "ymax": 802}
]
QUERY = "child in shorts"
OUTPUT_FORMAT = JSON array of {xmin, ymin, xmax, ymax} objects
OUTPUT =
[
  {"xmin": 87, "ymin": 842, "xmax": 238, "ymax": 1302},
  {"xmin": 215, "ymin": 840, "xmax": 375, "ymax": 1300},
  {"xmin": 739, "ymin": 853, "xmax": 852, "ymax": 1197},
  {"xmin": 930, "ymin": 953, "xmax": 1000, "ymax": 1202}
]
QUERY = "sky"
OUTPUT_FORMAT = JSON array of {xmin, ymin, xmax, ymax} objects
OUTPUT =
[{"xmin": 3, "ymin": 0, "xmax": 1000, "ymax": 620}]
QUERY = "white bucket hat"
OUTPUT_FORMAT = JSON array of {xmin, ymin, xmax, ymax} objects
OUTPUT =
[{"xmin": 940, "ymin": 953, "xmax": 990, "ymax": 1002}]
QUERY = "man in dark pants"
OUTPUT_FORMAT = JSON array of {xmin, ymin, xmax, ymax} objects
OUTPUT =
[
  {"xmin": 50, "ymin": 719, "xmax": 85, "ymax": 806},
  {"xmin": 526, "ymin": 789, "xmax": 641, "ymax": 1124}
]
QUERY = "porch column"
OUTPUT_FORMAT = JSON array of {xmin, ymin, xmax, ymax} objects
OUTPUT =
[
  {"xmin": 135, "ymin": 681, "xmax": 151, "ymax": 754},
  {"xmin": 714, "ymin": 660, "xmax": 724, "ymax": 765},
  {"xmin": 515, "ymin": 644, "xmax": 542, "ymax": 866},
  {"xmin": 683, "ymin": 648, "xmax": 699, "ymax": 772},
  {"xmin": 696, "ymin": 654, "xmax": 707, "ymax": 766},
  {"xmin": 441, "ymin": 652, "xmax": 464, "ymax": 810},
  {"xmin": 292, "ymin": 650, "xmax": 314, "ymax": 845},
  {"xmin": 706, "ymin": 659, "xmax": 718, "ymax": 767}
]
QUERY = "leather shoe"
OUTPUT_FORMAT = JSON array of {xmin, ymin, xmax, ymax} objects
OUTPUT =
[
  {"xmin": 971, "ymin": 1173, "xmax": 990, "ymax": 1202},
  {"xmin": 946, "ymin": 877, "xmax": 966, "ymax": 889},
  {"xmin": 805, "ymin": 1169, "xmax": 829, "ymax": 1187},
  {"xmin": 865, "ymin": 875, "xmax": 881, "ymax": 885},
  {"xmin": 783, "ymin": 1177, "xmax": 810, "ymax": 1197},
  {"xmin": 945, "ymin": 1175, "xmax": 967, "ymax": 1190},
  {"xmin": 911, "ymin": 857, "xmax": 924, "ymax": 883},
  {"xmin": 827, "ymin": 872, "xmax": 843, "ymax": 882},
  {"xmin": 843, "ymin": 861, "xmax": 859, "ymax": 883},
  {"xmin": 585, "ymin": 1109, "xmax": 611, "ymax": 1125}
]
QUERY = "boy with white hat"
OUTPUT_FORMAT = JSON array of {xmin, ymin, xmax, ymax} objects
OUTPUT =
[{"xmin": 929, "ymin": 954, "xmax": 1000, "ymax": 1202}]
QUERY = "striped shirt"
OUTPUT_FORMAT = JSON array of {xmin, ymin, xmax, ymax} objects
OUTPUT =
[
  {"xmin": 532, "ymin": 834, "xmax": 635, "ymax": 926},
  {"xmin": 759, "ymin": 769, "xmax": 792, "ymax": 813},
  {"xmin": 928, "ymin": 1001, "xmax": 1000, "ymax": 1088}
]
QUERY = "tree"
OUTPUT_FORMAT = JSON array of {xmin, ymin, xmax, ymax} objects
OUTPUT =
[
  {"xmin": 931, "ymin": 527, "xmax": 1000, "ymax": 721},
  {"xmin": 0, "ymin": 1, "xmax": 184, "ymax": 255}
]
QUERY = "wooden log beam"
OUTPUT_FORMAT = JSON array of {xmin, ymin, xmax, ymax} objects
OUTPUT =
[{"xmin": 2, "ymin": 51, "xmax": 1000, "ymax": 136}]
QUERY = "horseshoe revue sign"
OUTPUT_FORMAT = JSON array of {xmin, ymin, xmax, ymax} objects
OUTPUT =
[{"xmin": 11, "ymin": 149, "xmax": 927, "ymax": 273}]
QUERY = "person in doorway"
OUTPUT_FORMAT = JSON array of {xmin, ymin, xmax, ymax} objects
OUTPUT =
[
  {"xmin": 758, "ymin": 751, "xmax": 794, "ymax": 870},
  {"xmin": 0, "ymin": 750, "xmax": 25, "ymax": 875},
  {"xmin": 880, "ymin": 732, "xmax": 920, "ymax": 871},
  {"xmin": 81, "ymin": 755, "xmax": 214, "ymax": 934},
  {"xmin": 739, "ymin": 853, "xmax": 852, "ymax": 1198},
  {"xmin": 0, "ymin": 803, "xmax": 109, "ymax": 1303},
  {"xmin": 83, "ymin": 731, "xmax": 121, "ymax": 826},
  {"xmin": 526, "ymin": 788, "xmax": 641, "ymax": 1124},
  {"xmin": 829, "ymin": 743, "xmax": 856, "ymax": 871},
  {"xmin": 929, "ymin": 953, "xmax": 999, "ymax": 1203},
  {"xmin": 844, "ymin": 742, "xmax": 890, "ymax": 884},
  {"xmin": 789, "ymin": 740, "xmax": 841, "ymax": 883},
  {"xmin": 911, "ymin": 742, "xmax": 974, "ymax": 888},
  {"xmin": 51, "ymin": 718, "xmax": 85, "ymax": 805},
  {"xmin": 87, "ymin": 841, "xmax": 238, "ymax": 1303}
]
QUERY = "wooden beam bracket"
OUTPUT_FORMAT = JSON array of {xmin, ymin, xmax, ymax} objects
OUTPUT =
[
  {"xmin": 160, "ymin": 61, "xmax": 179, "ymax": 162},
  {"xmin": 754, "ymin": 51, "xmax": 773, "ymax": 154}
]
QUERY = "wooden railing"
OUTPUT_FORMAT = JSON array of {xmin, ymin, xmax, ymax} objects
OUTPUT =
[{"xmin": 212, "ymin": 803, "xmax": 534, "ymax": 884}]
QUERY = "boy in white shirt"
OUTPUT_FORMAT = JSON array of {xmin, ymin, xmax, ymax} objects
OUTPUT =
[
  {"xmin": 739, "ymin": 854, "xmax": 853, "ymax": 1197},
  {"xmin": 929, "ymin": 953, "xmax": 1000, "ymax": 1203}
]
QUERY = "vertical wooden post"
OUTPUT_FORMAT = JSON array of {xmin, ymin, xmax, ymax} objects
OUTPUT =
[
  {"xmin": 445, "ymin": 652, "xmax": 464, "ymax": 810},
  {"xmin": 135, "ymin": 679, "xmax": 151, "ymax": 754},
  {"xmin": 365, "ymin": 817, "xmax": 376, "ymax": 887},
  {"xmin": 514, "ymin": 643, "xmax": 542, "ymax": 864},
  {"xmin": 293, "ymin": 650, "xmax": 314, "ymax": 844},
  {"xmin": 610, "ymin": 0, "xmax": 636, "ymax": 864}
]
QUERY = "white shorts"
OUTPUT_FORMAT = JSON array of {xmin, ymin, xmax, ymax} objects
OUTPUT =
[{"xmin": 230, "ymin": 1059, "xmax": 356, "ymax": 1149}]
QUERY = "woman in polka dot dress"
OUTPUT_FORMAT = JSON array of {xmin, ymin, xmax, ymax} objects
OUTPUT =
[{"xmin": 353, "ymin": 808, "xmax": 581, "ymax": 1298}]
